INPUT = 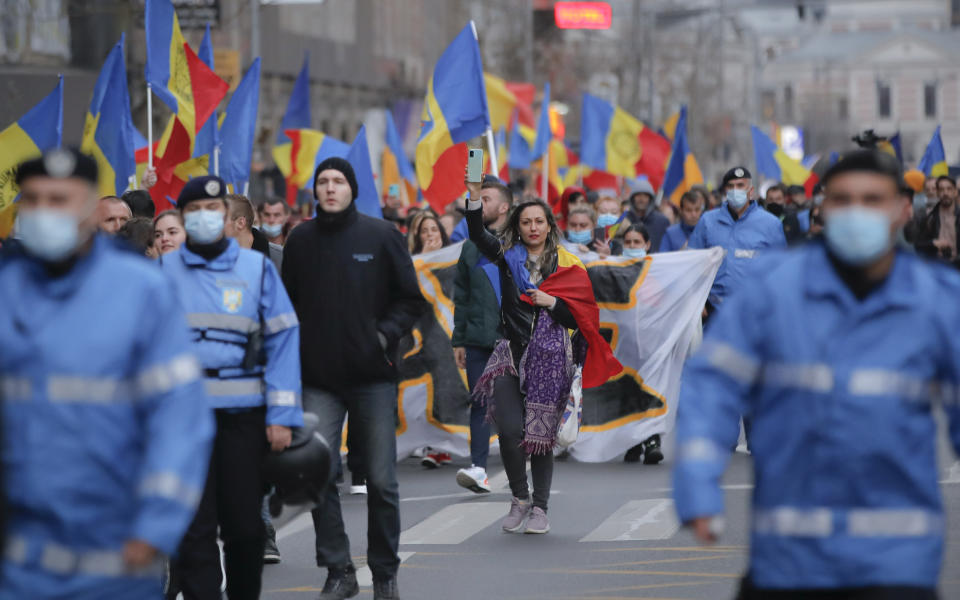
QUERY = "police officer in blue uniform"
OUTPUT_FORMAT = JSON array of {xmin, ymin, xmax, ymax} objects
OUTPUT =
[
  {"xmin": 0, "ymin": 149, "xmax": 214, "ymax": 599},
  {"xmin": 161, "ymin": 175, "xmax": 303, "ymax": 600},
  {"xmin": 674, "ymin": 150, "xmax": 960, "ymax": 599},
  {"xmin": 688, "ymin": 167, "xmax": 786, "ymax": 313}
]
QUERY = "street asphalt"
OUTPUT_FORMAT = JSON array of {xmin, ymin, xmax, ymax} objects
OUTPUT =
[{"xmin": 261, "ymin": 426, "xmax": 960, "ymax": 600}]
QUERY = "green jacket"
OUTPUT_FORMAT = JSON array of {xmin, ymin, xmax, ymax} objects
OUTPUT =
[{"xmin": 451, "ymin": 240, "xmax": 502, "ymax": 350}]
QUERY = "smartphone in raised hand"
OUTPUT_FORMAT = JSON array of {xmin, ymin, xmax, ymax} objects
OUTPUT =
[{"xmin": 467, "ymin": 148, "xmax": 484, "ymax": 183}]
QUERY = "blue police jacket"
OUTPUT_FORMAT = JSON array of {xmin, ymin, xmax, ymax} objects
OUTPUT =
[
  {"xmin": 161, "ymin": 239, "xmax": 303, "ymax": 427},
  {"xmin": 659, "ymin": 222, "xmax": 695, "ymax": 252},
  {"xmin": 0, "ymin": 236, "xmax": 214, "ymax": 594},
  {"xmin": 687, "ymin": 201, "xmax": 786, "ymax": 305},
  {"xmin": 674, "ymin": 241, "xmax": 960, "ymax": 590}
]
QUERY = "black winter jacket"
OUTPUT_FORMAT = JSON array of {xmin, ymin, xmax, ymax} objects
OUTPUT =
[
  {"xmin": 451, "ymin": 240, "xmax": 502, "ymax": 351},
  {"xmin": 282, "ymin": 202, "xmax": 426, "ymax": 390},
  {"xmin": 465, "ymin": 203, "xmax": 578, "ymax": 367}
]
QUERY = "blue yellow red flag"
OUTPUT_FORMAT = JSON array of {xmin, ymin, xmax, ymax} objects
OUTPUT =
[
  {"xmin": 382, "ymin": 110, "xmax": 418, "ymax": 206},
  {"xmin": 193, "ymin": 24, "xmax": 219, "ymax": 161},
  {"xmin": 661, "ymin": 106, "xmax": 703, "ymax": 205},
  {"xmin": 532, "ymin": 83, "xmax": 552, "ymax": 160},
  {"xmin": 218, "ymin": 57, "xmax": 261, "ymax": 188},
  {"xmin": 751, "ymin": 125, "xmax": 818, "ymax": 195},
  {"xmin": 581, "ymin": 93, "xmax": 669, "ymax": 188},
  {"xmin": 284, "ymin": 128, "xmax": 349, "ymax": 203},
  {"xmin": 0, "ymin": 76, "xmax": 63, "ymax": 237},
  {"xmin": 416, "ymin": 22, "xmax": 490, "ymax": 211},
  {"xmin": 81, "ymin": 36, "xmax": 136, "ymax": 197},
  {"xmin": 918, "ymin": 126, "xmax": 948, "ymax": 177},
  {"xmin": 347, "ymin": 125, "xmax": 382, "ymax": 218},
  {"xmin": 878, "ymin": 132, "xmax": 902, "ymax": 164}
]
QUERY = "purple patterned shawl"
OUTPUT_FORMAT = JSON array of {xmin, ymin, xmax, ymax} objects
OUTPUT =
[{"xmin": 471, "ymin": 310, "xmax": 577, "ymax": 455}]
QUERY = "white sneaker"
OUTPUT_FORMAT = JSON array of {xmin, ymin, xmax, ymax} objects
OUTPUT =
[
  {"xmin": 456, "ymin": 466, "xmax": 491, "ymax": 493},
  {"xmin": 349, "ymin": 484, "xmax": 367, "ymax": 495}
]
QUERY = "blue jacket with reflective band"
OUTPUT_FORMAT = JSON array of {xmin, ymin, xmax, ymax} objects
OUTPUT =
[
  {"xmin": 0, "ymin": 236, "xmax": 214, "ymax": 596},
  {"xmin": 673, "ymin": 242, "xmax": 960, "ymax": 590},
  {"xmin": 687, "ymin": 201, "xmax": 786, "ymax": 305},
  {"xmin": 161, "ymin": 239, "xmax": 303, "ymax": 427}
]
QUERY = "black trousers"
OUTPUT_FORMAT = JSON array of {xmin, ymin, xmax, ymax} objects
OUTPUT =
[
  {"xmin": 170, "ymin": 409, "xmax": 267, "ymax": 600},
  {"xmin": 493, "ymin": 375, "xmax": 554, "ymax": 511},
  {"xmin": 736, "ymin": 578, "xmax": 938, "ymax": 600}
]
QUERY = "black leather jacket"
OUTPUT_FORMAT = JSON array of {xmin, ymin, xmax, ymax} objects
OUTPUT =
[{"xmin": 465, "ymin": 204, "xmax": 578, "ymax": 367}]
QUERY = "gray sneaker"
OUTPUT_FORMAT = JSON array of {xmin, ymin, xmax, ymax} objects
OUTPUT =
[
  {"xmin": 501, "ymin": 497, "xmax": 531, "ymax": 533},
  {"xmin": 524, "ymin": 507, "xmax": 550, "ymax": 534}
]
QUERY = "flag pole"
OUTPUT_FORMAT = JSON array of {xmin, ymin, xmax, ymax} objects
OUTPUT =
[
  {"xmin": 540, "ymin": 150, "xmax": 548, "ymax": 200},
  {"xmin": 243, "ymin": 181, "xmax": 249, "ymax": 196},
  {"xmin": 213, "ymin": 145, "xmax": 220, "ymax": 176},
  {"xmin": 485, "ymin": 128, "xmax": 499, "ymax": 177},
  {"xmin": 146, "ymin": 83, "xmax": 154, "ymax": 169}
]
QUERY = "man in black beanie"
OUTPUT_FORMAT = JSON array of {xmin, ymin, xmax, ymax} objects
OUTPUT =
[{"xmin": 281, "ymin": 156, "xmax": 425, "ymax": 600}]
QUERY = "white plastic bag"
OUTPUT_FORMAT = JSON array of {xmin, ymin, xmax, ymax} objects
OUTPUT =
[{"xmin": 556, "ymin": 367, "xmax": 583, "ymax": 448}]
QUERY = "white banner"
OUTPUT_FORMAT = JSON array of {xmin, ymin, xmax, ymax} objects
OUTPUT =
[{"xmin": 390, "ymin": 242, "xmax": 723, "ymax": 462}]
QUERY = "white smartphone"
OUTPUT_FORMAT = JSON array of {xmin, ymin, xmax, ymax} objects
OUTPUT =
[{"xmin": 467, "ymin": 148, "xmax": 484, "ymax": 183}]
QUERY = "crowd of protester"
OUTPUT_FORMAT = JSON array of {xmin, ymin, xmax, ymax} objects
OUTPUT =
[{"xmin": 4, "ymin": 143, "xmax": 960, "ymax": 599}]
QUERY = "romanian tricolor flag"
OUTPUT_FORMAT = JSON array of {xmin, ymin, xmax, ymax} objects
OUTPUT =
[
  {"xmin": 508, "ymin": 120, "xmax": 536, "ymax": 170},
  {"xmin": 750, "ymin": 125, "xmax": 818, "ymax": 196},
  {"xmin": 382, "ymin": 110, "xmax": 418, "ymax": 206},
  {"xmin": 662, "ymin": 109, "xmax": 680, "ymax": 142},
  {"xmin": 580, "ymin": 93, "xmax": 670, "ymax": 189},
  {"xmin": 81, "ymin": 35, "xmax": 136, "ymax": 197},
  {"xmin": 507, "ymin": 245, "xmax": 623, "ymax": 389},
  {"xmin": 218, "ymin": 57, "xmax": 261, "ymax": 188},
  {"xmin": 531, "ymin": 83, "xmax": 552, "ymax": 161},
  {"xmin": 272, "ymin": 53, "xmax": 311, "ymax": 184},
  {"xmin": 346, "ymin": 125, "xmax": 382, "ymax": 219},
  {"xmin": 192, "ymin": 24, "xmax": 218, "ymax": 162},
  {"xmin": 661, "ymin": 106, "xmax": 703, "ymax": 206},
  {"xmin": 145, "ymin": 0, "xmax": 229, "ymax": 152},
  {"xmin": 919, "ymin": 126, "xmax": 948, "ymax": 177},
  {"xmin": 878, "ymin": 131, "xmax": 902, "ymax": 164},
  {"xmin": 149, "ymin": 118, "xmax": 209, "ymax": 212},
  {"xmin": 0, "ymin": 76, "xmax": 62, "ymax": 237},
  {"xmin": 283, "ymin": 128, "xmax": 349, "ymax": 202},
  {"xmin": 416, "ymin": 23, "xmax": 490, "ymax": 212},
  {"xmin": 485, "ymin": 73, "xmax": 520, "ymax": 132},
  {"xmin": 506, "ymin": 81, "xmax": 536, "ymax": 128}
]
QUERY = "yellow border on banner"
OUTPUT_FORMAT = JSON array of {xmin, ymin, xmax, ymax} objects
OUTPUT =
[
  {"xmin": 600, "ymin": 321, "xmax": 620, "ymax": 350},
  {"xmin": 403, "ymin": 328, "xmax": 423, "ymax": 360},
  {"xmin": 588, "ymin": 256, "xmax": 652, "ymax": 311},
  {"xmin": 395, "ymin": 374, "xmax": 430, "ymax": 436},
  {"xmin": 580, "ymin": 366, "xmax": 668, "ymax": 432}
]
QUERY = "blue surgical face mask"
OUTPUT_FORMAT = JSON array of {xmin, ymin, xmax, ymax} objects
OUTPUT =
[
  {"xmin": 623, "ymin": 247, "xmax": 647, "ymax": 259},
  {"xmin": 824, "ymin": 206, "xmax": 893, "ymax": 266},
  {"xmin": 184, "ymin": 209, "xmax": 225, "ymax": 244},
  {"xmin": 567, "ymin": 229, "xmax": 592, "ymax": 244},
  {"xmin": 726, "ymin": 189, "xmax": 749, "ymax": 210},
  {"xmin": 17, "ymin": 209, "xmax": 83, "ymax": 263},
  {"xmin": 597, "ymin": 213, "xmax": 619, "ymax": 227},
  {"xmin": 261, "ymin": 223, "xmax": 283, "ymax": 238}
]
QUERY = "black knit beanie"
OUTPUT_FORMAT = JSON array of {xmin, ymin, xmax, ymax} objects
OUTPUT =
[{"xmin": 313, "ymin": 157, "xmax": 358, "ymax": 201}]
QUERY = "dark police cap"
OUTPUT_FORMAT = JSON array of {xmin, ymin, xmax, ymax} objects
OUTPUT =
[
  {"xmin": 15, "ymin": 148, "xmax": 98, "ymax": 186},
  {"xmin": 177, "ymin": 175, "xmax": 227, "ymax": 209},
  {"xmin": 721, "ymin": 166, "xmax": 752, "ymax": 188},
  {"xmin": 821, "ymin": 149, "xmax": 903, "ymax": 187}
]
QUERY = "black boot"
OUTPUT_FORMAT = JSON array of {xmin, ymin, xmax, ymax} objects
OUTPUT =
[
  {"xmin": 318, "ymin": 564, "xmax": 359, "ymax": 600},
  {"xmin": 264, "ymin": 516, "xmax": 281, "ymax": 564},
  {"xmin": 623, "ymin": 443, "xmax": 644, "ymax": 463},
  {"xmin": 373, "ymin": 576, "xmax": 401, "ymax": 600},
  {"xmin": 642, "ymin": 434, "xmax": 664, "ymax": 465}
]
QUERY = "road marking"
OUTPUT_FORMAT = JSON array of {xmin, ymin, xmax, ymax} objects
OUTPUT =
[
  {"xmin": 276, "ymin": 510, "xmax": 314, "ymax": 541},
  {"xmin": 533, "ymin": 567, "xmax": 742, "ymax": 578},
  {"xmin": 355, "ymin": 552, "xmax": 415, "ymax": 587},
  {"xmin": 580, "ymin": 499, "xmax": 679, "ymax": 542},
  {"xmin": 400, "ymin": 502, "xmax": 505, "ymax": 544},
  {"xmin": 942, "ymin": 461, "xmax": 960, "ymax": 484}
]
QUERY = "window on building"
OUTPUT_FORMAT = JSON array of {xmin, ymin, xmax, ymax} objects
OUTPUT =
[
  {"xmin": 877, "ymin": 81, "xmax": 891, "ymax": 118},
  {"xmin": 838, "ymin": 97, "xmax": 849, "ymax": 120},
  {"xmin": 953, "ymin": 0, "xmax": 960, "ymax": 27},
  {"xmin": 784, "ymin": 85, "xmax": 794, "ymax": 120},
  {"xmin": 924, "ymin": 82, "xmax": 937, "ymax": 118}
]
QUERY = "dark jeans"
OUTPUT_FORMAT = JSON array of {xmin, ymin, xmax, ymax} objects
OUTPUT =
[
  {"xmin": 170, "ymin": 409, "xmax": 267, "ymax": 600},
  {"xmin": 736, "ymin": 578, "xmax": 937, "ymax": 600},
  {"xmin": 306, "ymin": 383, "xmax": 400, "ymax": 580},
  {"xmin": 493, "ymin": 375, "xmax": 553, "ymax": 511},
  {"xmin": 465, "ymin": 346, "xmax": 492, "ymax": 469}
]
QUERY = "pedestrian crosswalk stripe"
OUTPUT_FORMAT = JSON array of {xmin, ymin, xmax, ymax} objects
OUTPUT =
[
  {"xmin": 355, "ymin": 552, "xmax": 415, "ymax": 587},
  {"xmin": 579, "ymin": 499, "xmax": 679, "ymax": 542},
  {"xmin": 400, "ymin": 502, "xmax": 505, "ymax": 544}
]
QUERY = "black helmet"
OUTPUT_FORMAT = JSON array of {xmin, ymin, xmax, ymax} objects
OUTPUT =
[{"xmin": 263, "ymin": 412, "xmax": 331, "ymax": 516}]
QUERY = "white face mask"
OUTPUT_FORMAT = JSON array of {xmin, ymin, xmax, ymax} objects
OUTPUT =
[
  {"xmin": 726, "ymin": 189, "xmax": 749, "ymax": 210},
  {"xmin": 824, "ymin": 206, "xmax": 895, "ymax": 266},
  {"xmin": 623, "ymin": 247, "xmax": 647, "ymax": 259},
  {"xmin": 17, "ymin": 209, "xmax": 83, "ymax": 262},
  {"xmin": 184, "ymin": 210, "xmax": 225, "ymax": 244}
]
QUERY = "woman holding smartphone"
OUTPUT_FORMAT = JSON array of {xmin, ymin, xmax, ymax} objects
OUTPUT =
[{"xmin": 463, "ymin": 170, "xmax": 622, "ymax": 535}]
